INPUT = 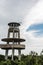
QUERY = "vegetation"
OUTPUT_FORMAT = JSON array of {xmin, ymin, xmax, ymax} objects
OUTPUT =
[{"xmin": 0, "ymin": 51, "xmax": 43, "ymax": 65}]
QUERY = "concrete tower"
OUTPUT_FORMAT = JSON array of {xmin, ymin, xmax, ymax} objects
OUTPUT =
[{"xmin": 0, "ymin": 22, "xmax": 25, "ymax": 60}]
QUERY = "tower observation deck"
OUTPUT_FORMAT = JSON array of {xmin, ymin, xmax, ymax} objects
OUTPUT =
[{"xmin": 0, "ymin": 22, "xmax": 25, "ymax": 60}]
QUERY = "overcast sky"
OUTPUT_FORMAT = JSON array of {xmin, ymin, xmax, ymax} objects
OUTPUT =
[{"xmin": 0, "ymin": 0, "xmax": 43, "ymax": 55}]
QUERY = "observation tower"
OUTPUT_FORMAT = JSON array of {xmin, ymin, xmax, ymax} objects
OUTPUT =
[{"xmin": 0, "ymin": 22, "xmax": 25, "ymax": 60}]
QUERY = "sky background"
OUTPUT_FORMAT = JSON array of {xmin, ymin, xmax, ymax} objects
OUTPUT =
[{"xmin": 0, "ymin": 0, "xmax": 43, "ymax": 55}]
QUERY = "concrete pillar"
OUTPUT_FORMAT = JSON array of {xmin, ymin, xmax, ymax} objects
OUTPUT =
[
  {"xmin": 16, "ymin": 33, "xmax": 18, "ymax": 44},
  {"xmin": 5, "ymin": 49, "xmax": 8, "ymax": 59},
  {"xmin": 12, "ymin": 48, "xmax": 14, "ymax": 60},
  {"xmin": 12, "ymin": 29, "xmax": 14, "ymax": 60},
  {"xmin": 18, "ymin": 30, "xmax": 20, "ymax": 38},
  {"xmin": 5, "ymin": 29, "xmax": 10, "ymax": 60},
  {"xmin": 18, "ymin": 30, "xmax": 21, "ymax": 60},
  {"xmin": 18, "ymin": 50, "xmax": 21, "ymax": 60}
]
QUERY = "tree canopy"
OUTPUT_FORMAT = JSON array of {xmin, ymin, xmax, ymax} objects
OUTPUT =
[{"xmin": 0, "ymin": 51, "xmax": 43, "ymax": 65}]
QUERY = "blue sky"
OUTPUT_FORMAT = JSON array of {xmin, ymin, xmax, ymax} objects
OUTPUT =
[
  {"xmin": 27, "ymin": 23, "xmax": 43, "ymax": 37},
  {"xmin": 0, "ymin": 0, "xmax": 43, "ymax": 55}
]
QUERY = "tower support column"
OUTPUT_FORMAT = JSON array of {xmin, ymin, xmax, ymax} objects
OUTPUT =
[
  {"xmin": 18, "ymin": 50, "xmax": 21, "ymax": 60},
  {"xmin": 5, "ymin": 50, "xmax": 8, "ymax": 60},
  {"xmin": 12, "ymin": 29, "xmax": 14, "ymax": 60},
  {"xmin": 5, "ymin": 29, "xmax": 10, "ymax": 60},
  {"xmin": 12, "ymin": 48, "xmax": 14, "ymax": 60},
  {"xmin": 18, "ymin": 30, "xmax": 21, "ymax": 60}
]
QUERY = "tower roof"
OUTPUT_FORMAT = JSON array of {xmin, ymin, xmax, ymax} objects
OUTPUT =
[{"xmin": 8, "ymin": 22, "xmax": 20, "ymax": 27}]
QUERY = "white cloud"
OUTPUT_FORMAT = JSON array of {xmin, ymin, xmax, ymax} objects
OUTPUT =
[
  {"xmin": 22, "ymin": 31, "xmax": 43, "ymax": 55},
  {"xmin": 23, "ymin": 0, "xmax": 43, "ymax": 30},
  {"xmin": 21, "ymin": 0, "xmax": 43, "ymax": 55}
]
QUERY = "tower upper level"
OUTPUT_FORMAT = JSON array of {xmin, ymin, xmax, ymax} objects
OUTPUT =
[
  {"xmin": 8, "ymin": 22, "xmax": 20, "ymax": 32},
  {"xmin": 8, "ymin": 22, "xmax": 20, "ymax": 27}
]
